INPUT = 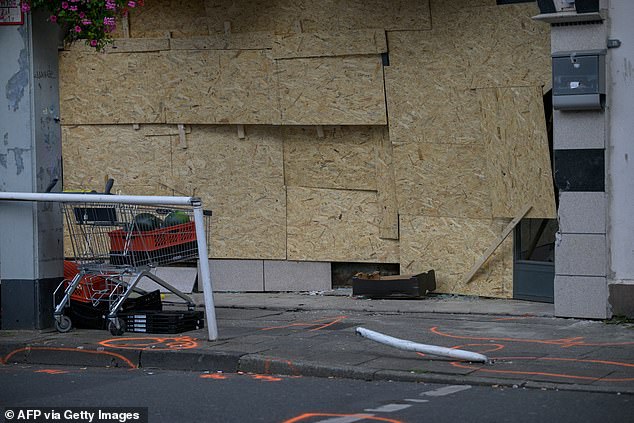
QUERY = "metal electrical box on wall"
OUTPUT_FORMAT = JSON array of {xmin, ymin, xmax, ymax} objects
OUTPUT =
[{"xmin": 552, "ymin": 50, "xmax": 606, "ymax": 111}]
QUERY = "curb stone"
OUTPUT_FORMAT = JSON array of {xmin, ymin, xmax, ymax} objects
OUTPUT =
[{"xmin": 2, "ymin": 343, "xmax": 633, "ymax": 395}]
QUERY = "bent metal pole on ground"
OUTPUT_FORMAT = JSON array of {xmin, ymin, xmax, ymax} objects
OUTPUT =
[{"xmin": 356, "ymin": 327, "xmax": 489, "ymax": 363}]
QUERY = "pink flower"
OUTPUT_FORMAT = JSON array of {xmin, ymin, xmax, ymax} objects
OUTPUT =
[
  {"xmin": 79, "ymin": 12, "xmax": 85, "ymax": 18},
  {"xmin": 20, "ymin": 3, "xmax": 30, "ymax": 12},
  {"xmin": 128, "ymin": 1, "xmax": 136, "ymax": 7},
  {"xmin": 69, "ymin": 5, "xmax": 77, "ymax": 11},
  {"xmin": 81, "ymin": 19, "xmax": 92, "ymax": 25},
  {"xmin": 90, "ymin": 40, "xmax": 98, "ymax": 47},
  {"xmin": 61, "ymin": 2, "xmax": 68, "ymax": 9},
  {"xmin": 106, "ymin": 0, "xmax": 116, "ymax": 10},
  {"xmin": 74, "ymin": 25, "xmax": 81, "ymax": 33},
  {"xmin": 49, "ymin": 15, "xmax": 57, "ymax": 23},
  {"xmin": 103, "ymin": 17, "xmax": 115, "ymax": 26}
]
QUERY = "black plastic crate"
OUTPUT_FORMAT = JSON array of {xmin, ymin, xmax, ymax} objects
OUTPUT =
[
  {"xmin": 121, "ymin": 310, "xmax": 204, "ymax": 334},
  {"xmin": 65, "ymin": 290, "xmax": 162, "ymax": 330}
]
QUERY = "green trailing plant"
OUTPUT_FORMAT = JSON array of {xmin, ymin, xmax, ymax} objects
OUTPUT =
[{"xmin": 21, "ymin": 0, "xmax": 143, "ymax": 51}]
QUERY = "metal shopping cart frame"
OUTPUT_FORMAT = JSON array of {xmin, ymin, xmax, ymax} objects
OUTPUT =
[
  {"xmin": 57, "ymin": 201, "xmax": 211, "ymax": 335},
  {"xmin": 0, "ymin": 192, "xmax": 219, "ymax": 340}
]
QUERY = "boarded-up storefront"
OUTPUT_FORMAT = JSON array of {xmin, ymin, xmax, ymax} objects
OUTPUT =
[{"xmin": 60, "ymin": 0, "xmax": 555, "ymax": 297}]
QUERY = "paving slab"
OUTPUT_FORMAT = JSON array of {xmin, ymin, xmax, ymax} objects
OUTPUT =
[{"xmin": 1, "ymin": 293, "xmax": 632, "ymax": 395}]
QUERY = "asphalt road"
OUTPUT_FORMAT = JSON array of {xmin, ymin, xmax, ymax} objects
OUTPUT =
[{"xmin": 0, "ymin": 364, "xmax": 632, "ymax": 423}]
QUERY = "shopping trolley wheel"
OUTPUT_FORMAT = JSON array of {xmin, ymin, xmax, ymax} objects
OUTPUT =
[
  {"xmin": 108, "ymin": 318, "xmax": 126, "ymax": 336},
  {"xmin": 54, "ymin": 315, "xmax": 72, "ymax": 333}
]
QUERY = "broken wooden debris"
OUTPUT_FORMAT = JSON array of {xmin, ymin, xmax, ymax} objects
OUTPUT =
[{"xmin": 352, "ymin": 270, "xmax": 436, "ymax": 299}]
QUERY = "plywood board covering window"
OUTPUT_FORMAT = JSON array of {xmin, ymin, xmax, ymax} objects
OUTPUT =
[
  {"xmin": 283, "ymin": 126, "xmax": 379, "ymax": 191},
  {"xmin": 478, "ymin": 86, "xmax": 556, "ymax": 219},
  {"xmin": 276, "ymin": 56, "xmax": 387, "ymax": 125},
  {"xmin": 204, "ymin": 0, "xmax": 430, "ymax": 34},
  {"xmin": 400, "ymin": 214, "xmax": 513, "ymax": 298},
  {"xmin": 287, "ymin": 187, "xmax": 399, "ymax": 263},
  {"xmin": 393, "ymin": 143, "xmax": 492, "ymax": 219}
]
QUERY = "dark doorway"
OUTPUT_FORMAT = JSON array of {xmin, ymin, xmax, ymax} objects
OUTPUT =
[
  {"xmin": 513, "ymin": 89, "xmax": 557, "ymax": 303},
  {"xmin": 514, "ymin": 219, "xmax": 557, "ymax": 302}
]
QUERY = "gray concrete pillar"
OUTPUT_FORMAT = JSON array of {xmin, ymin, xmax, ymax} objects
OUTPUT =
[
  {"xmin": 0, "ymin": 10, "xmax": 64, "ymax": 329},
  {"xmin": 549, "ymin": 12, "xmax": 610, "ymax": 319}
]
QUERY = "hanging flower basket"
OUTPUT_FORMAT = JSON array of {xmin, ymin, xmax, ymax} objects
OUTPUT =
[{"xmin": 21, "ymin": 0, "xmax": 144, "ymax": 51}]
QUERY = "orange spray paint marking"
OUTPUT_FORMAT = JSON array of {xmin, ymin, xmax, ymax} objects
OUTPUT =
[
  {"xmin": 251, "ymin": 374, "xmax": 282, "ymax": 382},
  {"xmin": 98, "ymin": 336, "xmax": 199, "ymax": 351},
  {"xmin": 430, "ymin": 326, "xmax": 634, "ymax": 348},
  {"xmin": 262, "ymin": 357, "xmax": 301, "ymax": 376},
  {"xmin": 200, "ymin": 373, "xmax": 228, "ymax": 380},
  {"xmin": 282, "ymin": 413, "xmax": 404, "ymax": 423},
  {"xmin": 261, "ymin": 316, "xmax": 348, "ymax": 332},
  {"xmin": 451, "ymin": 356, "xmax": 634, "ymax": 382},
  {"xmin": 35, "ymin": 369, "xmax": 69, "ymax": 375},
  {"xmin": 416, "ymin": 343, "xmax": 504, "ymax": 359},
  {"xmin": 2, "ymin": 347, "xmax": 136, "ymax": 369}
]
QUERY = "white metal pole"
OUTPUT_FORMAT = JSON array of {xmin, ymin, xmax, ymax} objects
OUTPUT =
[
  {"xmin": 0, "ymin": 192, "xmax": 195, "ymax": 206},
  {"xmin": 356, "ymin": 327, "xmax": 488, "ymax": 363},
  {"xmin": 193, "ymin": 204, "xmax": 218, "ymax": 341}
]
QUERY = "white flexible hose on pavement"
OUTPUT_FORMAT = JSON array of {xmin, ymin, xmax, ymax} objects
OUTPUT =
[{"xmin": 356, "ymin": 327, "xmax": 489, "ymax": 363}]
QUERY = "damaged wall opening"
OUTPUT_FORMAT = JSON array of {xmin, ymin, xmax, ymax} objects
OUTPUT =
[
  {"xmin": 332, "ymin": 262, "xmax": 400, "ymax": 287},
  {"xmin": 513, "ymin": 89, "xmax": 557, "ymax": 303}
]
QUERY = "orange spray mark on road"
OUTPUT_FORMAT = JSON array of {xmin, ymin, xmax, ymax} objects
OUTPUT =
[
  {"xmin": 200, "ymin": 373, "xmax": 228, "ymax": 380},
  {"xmin": 416, "ymin": 343, "xmax": 505, "ymax": 359},
  {"xmin": 283, "ymin": 413, "xmax": 404, "ymax": 423},
  {"xmin": 420, "ymin": 326, "xmax": 634, "ymax": 382},
  {"xmin": 451, "ymin": 356, "xmax": 634, "ymax": 382},
  {"xmin": 1, "ymin": 347, "xmax": 136, "ymax": 369},
  {"xmin": 98, "ymin": 336, "xmax": 199, "ymax": 350},
  {"xmin": 251, "ymin": 374, "xmax": 282, "ymax": 382},
  {"xmin": 263, "ymin": 358, "xmax": 301, "ymax": 376},
  {"xmin": 261, "ymin": 316, "xmax": 348, "ymax": 332},
  {"xmin": 430, "ymin": 326, "xmax": 634, "ymax": 348},
  {"xmin": 35, "ymin": 369, "xmax": 69, "ymax": 374}
]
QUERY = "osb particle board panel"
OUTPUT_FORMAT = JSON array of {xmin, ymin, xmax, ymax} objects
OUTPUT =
[
  {"xmin": 63, "ymin": 38, "xmax": 170, "ymax": 53},
  {"xmin": 376, "ymin": 128, "xmax": 399, "ymax": 240},
  {"xmin": 325, "ymin": 0, "xmax": 431, "ymax": 32},
  {"xmin": 393, "ymin": 142, "xmax": 492, "ymax": 219},
  {"xmin": 287, "ymin": 187, "xmax": 399, "ymax": 263},
  {"xmin": 205, "ymin": 0, "xmax": 299, "ymax": 34},
  {"xmin": 277, "ymin": 56, "xmax": 386, "ymax": 125},
  {"xmin": 61, "ymin": 125, "xmax": 172, "ymax": 189},
  {"xmin": 164, "ymin": 50, "xmax": 279, "ymax": 124},
  {"xmin": 205, "ymin": 0, "xmax": 430, "ymax": 34},
  {"xmin": 384, "ymin": 66, "xmax": 483, "ymax": 145},
  {"xmin": 386, "ymin": 32, "xmax": 471, "ymax": 89},
  {"xmin": 478, "ymin": 86, "xmax": 556, "ymax": 219},
  {"xmin": 430, "ymin": 0, "xmax": 496, "ymax": 19},
  {"xmin": 141, "ymin": 124, "xmax": 191, "ymax": 137},
  {"xmin": 129, "ymin": 0, "xmax": 209, "ymax": 38},
  {"xmin": 170, "ymin": 33, "xmax": 274, "ymax": 50},
  {"xmin": 170, "ymin": 125, "xmax": 286, "ymax": 260},
  {"xmin": 387, "ymin": 4, "xmax": 550, "ymax": 89},
  {"xmin": 59, "ymin": 52, "xmax": 164, "ymax": 124},
  {"xmin": 400, "ymin": 214, "xmax": 513, "ymax": 298},
  {"xmin": 283, "ymin": 126, "xmax": 379, "ymax": 191},
  {"xmin": 272, "ymin": 30, "xmax": 387, "ymax": 59}
]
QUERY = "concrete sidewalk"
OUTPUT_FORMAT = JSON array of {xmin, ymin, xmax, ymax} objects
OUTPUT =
[{"xmin": 1, "ymin": 292, "xmax": 633, "ymax": 395}]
